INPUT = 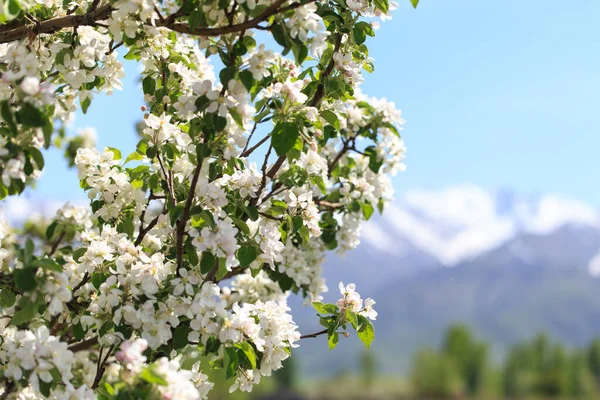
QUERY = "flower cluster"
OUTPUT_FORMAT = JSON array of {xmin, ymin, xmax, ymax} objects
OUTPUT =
[
  {"xmin": 0, "ymin": 0, "xmax": 416, "ymax": 395},
  {"xmin": 75, "ymin": 147, "xmax": 145, "ymax": 221},
  {"xmin": 0, "ymin": 327, "xmax": 77, "ymax": 392}
]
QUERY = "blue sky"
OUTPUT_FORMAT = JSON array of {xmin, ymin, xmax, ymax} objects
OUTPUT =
[{"xmin": 32, "ymin": 0, "xmax": 600, "ymax": 206}]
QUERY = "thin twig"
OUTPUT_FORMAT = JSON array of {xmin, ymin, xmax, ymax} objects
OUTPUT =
[{"xmin": 300, "ymin": 329, "xmax": 328, "ymax": 339}]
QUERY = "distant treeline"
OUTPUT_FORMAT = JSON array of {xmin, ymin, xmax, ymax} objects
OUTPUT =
[{"xmin": 411, "ymin": 324, "xmax": 600, "ymax": 398}]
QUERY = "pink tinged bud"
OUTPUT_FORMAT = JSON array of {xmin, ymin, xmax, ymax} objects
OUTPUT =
[{"xmin": 141, "ymin": 105, "xmax": 148, "ymax": 111}]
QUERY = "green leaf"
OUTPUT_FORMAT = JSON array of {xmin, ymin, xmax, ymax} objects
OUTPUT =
[
  {"xmin": 72, "ymin": 323, "xmax": 86, "ymax": 340},
  {"xmin": 216, "ymin": 258, "xmax": 228, "ymax": 280},
  {"xmin": 186, "ymin": 242, "xmax": 199, "ymax": 266},
  {"xmin": 355, "ymin": 21, "xmax": 375, "ymax": 37},
  {"xmin": 362, "ymin": 203, "xmax": 374, "ymax": 220},
  {"xmin": 106, "ymin": 147, "xmax": 122, "ymax": 160},
  {"xmin": 173, "ymin": 324, "xmax": 190, "ymax": 350},
  {"xmin": 312, "ymin": 302, "xmax": 338, "ymax": 315},
  {"xmin": 24, "ymin": 238, "xmax": 34, "ymax": 264},
  {"xmin": 104, "ymin": 382, "xmax": 115, "ymax": 396},
  {"xmin": 237, "ymin": 245, "xmax": 258, "ymax": 267},
  {"xmin": 140, "ymin": 367, "xmax": 168, "ymax": 386},
  {"xmin": 321, "ymin": 110, "xmax": 340, "ymax": 130},
  {"xmin": 124, "ymin": 151, "xmax": 144, "ymax": 164},
  {"xmin": 411, "ymin": 0, "xmax": 419, "ymax": 8},
  {"xmin": 1, "ymin": 101, "xmax": 17, "ymax": 135},
  {"xmin": 39, "ymin": 380, "xmax": 51, "ymax": 397},
  {"xmin": 230, "ymin": 216, "xmax": 250, "ymax": 235},
  {"xmin": 91, "ymin": 272, "xmax": 107, "ymax": 290},
  {"xmin": 357, "ymin": 315, "xmax": 375, "ymax": 349},
  {"xmin": 14, "ymin": 267, "xmax": 36, "ymax": 292},
  {"xmin": 170, "ymin": 205, "xmax": 185, "ymax": 226},
  {"xmin": 238, "ymin": 70, "xmax": 255, "ymax": 92},
  {"xmin": 73, "ymin": 247, "xmax": 87, "ymax": 262},
  {"xmin": 353, "ymin": 27, "xmax": 367, "ymax": 45},
  {"xmin": 328, "ymin": 331, "xmax": 339, "ymax": 350},
  {"xmin": 200, "ymin": 251, "xmax": 216, "ymax": 275},
  {"xmin": 34, "ymin": 258, "xmax": 63, "ymax": 272},
  {"xmin": 271, "ymin": 122, "xmax": 299, "ymax": 156},
  {"xmin": 0, "ymin": 289, "xmax": 16, "ymax": 308},
  {"xmin": 245, "ymin": 205, "xmax": 259, "ymax": 221},
  {"xmin": 189, "ymin": 10, "xmax": 202, "ymax": 30},
  {"xmin": 142, "ymin": 76, "xmax": 156, "ymax": 95},
  {"xmin": 27, "ymin": 147, "xmax": 44, "ymax": 170},
  {"xmin": 310, "ymin": 175, "xmax": 327, "ymax": 194},
  {"xmin": 118, "ymin": 218, "xmax": 135, "ymax": 237},
  {"xmin": 373, "ymin": 0, "xmax": 389, "ymax": 13},
  {"xmin": 81, "ymin": 97, "xmax": 91, "ymax": 114},
  {"xmin": 235, "ymin": 342, "xmax": 257, "ymax": 369},
  {"xmin": 17, "ymin": 103, "xmax": 47, "ymax": 127},
  {"xmin": 11, "ymin": 301, "xmax": 37, "ymax": 325},
  {"xmin": 298, "ymin": 225, "xmax": 310, "ymax": 245},
  {"xmin": 346, "ymin": 309, "xmax": 359, "ymax": 329},
  {"xmin": 225, "ymin": 347, "xmax": 239, "ymax": 379}
]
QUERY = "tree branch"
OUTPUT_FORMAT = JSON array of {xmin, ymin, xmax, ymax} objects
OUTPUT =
[
  {"xmin": 0, "ymin": 0, "xmax": 317, "ymax": 44},
  {"xmin": 48, "ymin": 230, "xmax": 66, "ymax": 256},
  {"xmin": 0, "ymin": 4, "xmax": 112, "ymax": 43},
  {"xmin": 68, "ymin": 336, "xmax": 98, "ymax": 352},
  {"xmin": 300, "ymin": 329, "xmax": 328, "ymax": 339}
]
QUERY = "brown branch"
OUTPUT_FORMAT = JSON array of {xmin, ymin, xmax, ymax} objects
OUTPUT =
[
  {"xmin": 240, "ymin": 133, "xmax": 270, "ymax": 158},
  {"xmin": 135, "ymin": 205, "xmax": 167, "ymax": 246},
  {"xmin": 0, "ymin": 0, "xmax": 316, "ymax": 44},
  {"xmin": 0, "ymin": 380, "xmax": 15, "ymax": 400},
  {"xmin": 327, "ymin": 137, "xmax": 354, "ymax": 177},
  {"xmin": 68, "ymin": 336, "xmax": 98, "ymax": 352},
  {"xmin": 175, "ymin": 165, "xmax": 201, "ymax": 270},
  {"xmin": 71, "ymin": 272, "xmax": 90, "ymax": 295},
  {"xmin": 316, "ymin": 200, "xmax": 343, "ymax": 209},
  {"xmin": 48, "ymin": 230, "xmax": 66, "ymax": 256},
  {"xmin": 0, "ymin": 4, "xmax": 112, "ymax": 44},
  {"xmin": 308, "ymin": 34, "xmax": 343, "ymax": 107},
  {"xmin": 91, "ymin": 344, "xmax": 114, "ymax": 389},
  {"xmin": 300, "ymin": 329, "xmax": 328, "ymax": 339}
]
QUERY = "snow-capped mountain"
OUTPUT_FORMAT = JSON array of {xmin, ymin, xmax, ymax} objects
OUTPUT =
[{"xmin": 361, "ymin": 185, "xmax": 600, "ymax": 266}]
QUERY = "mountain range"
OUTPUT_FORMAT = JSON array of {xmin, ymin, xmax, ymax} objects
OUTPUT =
[{"xmin": 291, "ymin": 185, "xmax": 600, "ymax": 376}]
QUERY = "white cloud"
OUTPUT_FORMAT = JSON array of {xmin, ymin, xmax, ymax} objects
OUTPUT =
[{"xmin": 588, "ymin": 251, "xmax": 600, "ymax": 278}]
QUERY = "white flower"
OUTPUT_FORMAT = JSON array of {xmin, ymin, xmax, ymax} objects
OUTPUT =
[
  {"xmin": 20, "ymin": 76, "xmax": 39, "ymax": 95},
  {"xmin": 336, "ymin": 282, "xmax": 363, "ymax": 313}
]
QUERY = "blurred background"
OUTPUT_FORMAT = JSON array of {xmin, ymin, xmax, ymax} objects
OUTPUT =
[{"xmin": 4, "ymin": 0, "xmax": 600, "ymax": 398}]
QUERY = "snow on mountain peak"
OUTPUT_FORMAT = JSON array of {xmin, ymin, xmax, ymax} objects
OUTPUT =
[{"xmin": 363, "ymin": 185, "xmax": 600, "ymax": 266}]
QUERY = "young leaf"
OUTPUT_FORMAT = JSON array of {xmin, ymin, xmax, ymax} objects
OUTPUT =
[
  {"xmin": 225, "ymin": 347, "xmax": 239, "ymax": 379},
  {"xmin": 200, "ymin": 252, "xmax": 216, "ymax": 274},
  {"xmin": 235, "ymin": 342, "xmax": 257, "ymax": 369},
  {"xmin": 0, "ymin": 288, "xmax": 16, "ymax": 308},
  {"xmin": 373, "ymin": 0, "xmax": 389, "ymax": 13},
  {"xmin": 312, "ymin": 302, "xmax": 338, "ymax": 315},
  {"xmin": 237, "ymin": 245, "xmax": 258, "ymax": 267},
  {"xmin": 328, "ymin": 331, "xmax": 339, "ymax": 350},
  {"xmin": 17, "ymin": 103, "xmax": 47, "ymax": 127},
  {"xmin": 11, "ymin": 301, "xmax": 37, "ymax": 325},
  {"xmin": 357, "ymin": 315, "xmax": 375, "ymax": 349},
  {"xmin": 140, "ymin": 368, "xmax": 168, "ymax": 386},
  {"xmin": 14, "ymin": 267, "xmax": 37, "ymax": 292},
  {"xmin": 271, "ymin": 122, "xmax": 299, "ymax": 156}
]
